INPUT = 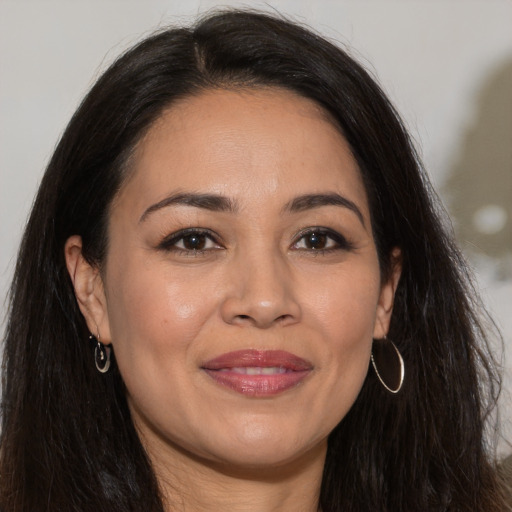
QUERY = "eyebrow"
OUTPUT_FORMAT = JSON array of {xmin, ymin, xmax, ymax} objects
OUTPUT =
[
  {"xmin": 283, "ymin": 193, "xmax": 365, "ymax": 227},
  {"xmin": 139, "ymin": 191, "xmax": 365, "ymax": 227},
  {"xmin": 139, "ymin": 192, "xmax": 238, "ymax": 222}
]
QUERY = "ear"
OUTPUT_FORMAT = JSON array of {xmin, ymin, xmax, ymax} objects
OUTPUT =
[
  {"xmin": 64, "ymin": 235, "xmax": 112, "ymax": 344},
  {"xmin": 373, "ymin": 248, "xmax": 402, "ymax": 340}
]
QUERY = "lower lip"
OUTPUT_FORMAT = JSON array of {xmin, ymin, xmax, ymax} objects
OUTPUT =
[{"xmin": 203, "ymin": 369, "xmax": 310, "ymax": 397}]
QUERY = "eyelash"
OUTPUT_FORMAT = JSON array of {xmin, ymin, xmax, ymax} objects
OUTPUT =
[
  {"xmin": 291, "ymin": 227, "xmax": 355, "ymax": 254},
  {"xmin": 157, "ymin": 228, "xmax": 222, "ymax": 255},
  {"xmin": 157, "ymin": 227, "xmax": 354, "ymax": 256}
]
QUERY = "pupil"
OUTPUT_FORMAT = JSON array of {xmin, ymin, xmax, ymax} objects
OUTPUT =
[
  {"xmin": 307, "ymin": 232, "xmax": 326, "ymax": 249},
  {"xmin": 184, "ymin": 234, "xmax": 205, "ymax": 250}
]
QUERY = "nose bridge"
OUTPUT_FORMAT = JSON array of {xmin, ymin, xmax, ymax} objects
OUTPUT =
[{"xmin": 221, "ymin": 243, "xmax": 300, "ymax": 328}]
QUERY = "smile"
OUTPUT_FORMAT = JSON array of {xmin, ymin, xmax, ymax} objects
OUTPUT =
[
  {"xmin": 202, "ymin": 349, "xmax": 313, "ymax": 397},
  {"xmin": 219, "ymin": 366, "xmax": 289, "ymax": 375}
]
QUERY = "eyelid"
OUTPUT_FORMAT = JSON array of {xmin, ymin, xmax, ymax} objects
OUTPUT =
[
  {"xmin": 291, "ymin": 226, "xmax": 355, "ymax": 252},
  {"xmin": 156, "ymin": 226, "xmax": 354, "ymax": 255},
  {"xmin": 157, "ymin": 228, "xmax": 223, "ymax": 252}
]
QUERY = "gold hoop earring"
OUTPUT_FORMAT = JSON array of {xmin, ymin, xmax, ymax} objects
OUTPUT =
[{"xmin": 371, "ymin": 336, "xmax": 404, "ymax": 394}]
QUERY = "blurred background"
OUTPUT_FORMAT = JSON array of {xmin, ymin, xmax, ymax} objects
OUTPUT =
[{"xmin": 1, "ymin": 0, "xmax": 511, "ymax": 453}]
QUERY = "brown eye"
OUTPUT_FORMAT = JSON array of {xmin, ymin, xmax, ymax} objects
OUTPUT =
[
  {"xmin": 181, "ymin": 234, "xmax": 207, "ymax": 250},
  {"xmin": 304, "ymin": 232, "xmax": 328, "ymax": 250},
  {"xmin": 292, "ymin": 228, "xmax": 354, "ymax": 253},
  {"xmin": 158, "ymin": 229, "xmax": 221, "ymax": 254}
]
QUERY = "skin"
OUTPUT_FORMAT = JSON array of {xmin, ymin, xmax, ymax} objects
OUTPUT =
[{"xmin": 66, "ymin": 88, "xmax": 401, "ymax": 512}]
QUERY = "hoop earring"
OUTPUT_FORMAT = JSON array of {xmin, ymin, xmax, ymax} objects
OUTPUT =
[
  {"xmin": 371, "ymin": 336, "xmax": 404, "ymax": 394},
  {"xmin": 90, "ymin": 333, "xmax": 111, "ymax": 374}
]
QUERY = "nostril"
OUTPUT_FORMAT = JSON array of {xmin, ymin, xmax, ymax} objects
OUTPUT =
[
  {"xmin": 222, "ymin": 295, "xmax": 302, "ymax": 328},
  {"xmin": 234, "ymin": 313, "xmax": 288, "ymax": 325}
]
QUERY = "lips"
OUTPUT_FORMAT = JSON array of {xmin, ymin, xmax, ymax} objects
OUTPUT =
[{"xmin": 201, "ymin": 349, "xmax": 312, "ymax": 397}]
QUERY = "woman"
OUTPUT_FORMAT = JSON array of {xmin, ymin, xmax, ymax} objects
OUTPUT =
[{"xmin": 0, "ymin": 9, "xmax": 508, "ymax": 512}]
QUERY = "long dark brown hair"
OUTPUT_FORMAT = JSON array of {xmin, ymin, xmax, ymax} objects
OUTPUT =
[{"xmin": 1, "ymin": 9, "xmax": 507, "ymax": 511}]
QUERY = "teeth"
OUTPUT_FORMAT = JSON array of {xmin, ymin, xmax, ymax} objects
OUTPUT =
[
  {"xmin": 261, "ymin": 367, "xmax": 286, "ymax": 375},
  {"xmin": 219, "ymin": 367, "xmax": 288, "ymax": 375}
]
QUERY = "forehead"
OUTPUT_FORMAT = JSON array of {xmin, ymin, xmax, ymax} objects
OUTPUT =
[{"xmin": 116, "ymin": 87, "xmax": 368, "ymax": 216}]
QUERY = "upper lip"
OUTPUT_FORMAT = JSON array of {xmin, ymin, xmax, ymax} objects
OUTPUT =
[{"xmin": 202, "ymin": 349, "xmax": 312, "ymax": 371}]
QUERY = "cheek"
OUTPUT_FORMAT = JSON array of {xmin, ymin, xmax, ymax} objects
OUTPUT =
[
  {"xmin": 103, "ymin": 255, "xmax": 219, "ymax": 368},
  {"xmin": 302, "ymin": 265, "xmax": 380, "ymax": 399},
  {"xmin": 102, "ymin": 260, "xmax": 221, "ymax": 435},
  {"xmin": 306, "ymin": 265, "xmax": 381, "ymax": 342}
]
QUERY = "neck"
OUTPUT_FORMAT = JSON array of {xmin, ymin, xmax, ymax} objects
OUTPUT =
[{"xmin": 141, "ymin": 430, "xmax": 325, "ymax": 512}]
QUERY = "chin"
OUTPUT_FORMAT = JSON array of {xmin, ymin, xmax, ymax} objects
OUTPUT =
[{"xmin": 201, "ymin": 424, "xmax": 328, "ymax": 471}]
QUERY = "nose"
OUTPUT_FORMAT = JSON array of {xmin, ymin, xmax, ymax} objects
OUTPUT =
[{"xmin": 220, "ymin": 251, "xmax": 301, "ymax": 329}]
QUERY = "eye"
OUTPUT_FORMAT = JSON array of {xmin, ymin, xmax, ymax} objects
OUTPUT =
[
  {"xmin": 158, "ymin": 228, "xmax": 222, "ymax": 254},
  {"xmin": 292, "ymin": 228, "xmax": 354, "ymax": 252}
]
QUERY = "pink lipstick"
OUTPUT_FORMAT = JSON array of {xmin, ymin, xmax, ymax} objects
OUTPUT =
[{"xmin": 201, "ymin": 349, "xmax": 312, "ymax": 396}]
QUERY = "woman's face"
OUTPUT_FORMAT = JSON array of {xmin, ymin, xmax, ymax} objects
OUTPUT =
[{"xmin": 70, "ymin": 88, "xmax": 399, "ymax": 472}]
